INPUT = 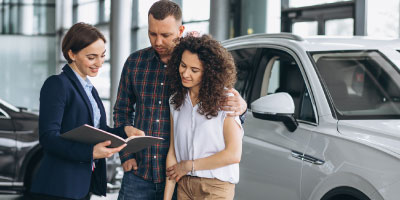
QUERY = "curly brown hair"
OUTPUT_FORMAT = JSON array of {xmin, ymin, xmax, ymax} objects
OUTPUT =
[{"xmin": 166, "ymin": 34, "xmax": 237, "ymax": 119}]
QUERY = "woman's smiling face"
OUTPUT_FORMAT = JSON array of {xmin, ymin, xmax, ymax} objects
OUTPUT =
[
  {"xmin": 179, "ymin": 50, "xmax": 204, "ymax": 92},
  {"xmin": 68, "ymin": 38, "xmax": 106, "ymax": 79}
]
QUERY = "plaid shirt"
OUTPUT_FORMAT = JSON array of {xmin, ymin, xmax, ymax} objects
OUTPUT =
[{"xmin": 113, "ymin": 47, "xmax": 170, "ymax": 183}]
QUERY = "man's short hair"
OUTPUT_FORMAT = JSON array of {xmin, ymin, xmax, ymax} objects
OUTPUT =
[{"xmin": 148, "ymin": 0, "xmax": 182, "ymax": 23}]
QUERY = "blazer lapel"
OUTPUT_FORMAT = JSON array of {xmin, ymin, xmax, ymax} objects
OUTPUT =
[{"xmin": 62, "ymin": 65, "xmax": 94, "ymax": 125}]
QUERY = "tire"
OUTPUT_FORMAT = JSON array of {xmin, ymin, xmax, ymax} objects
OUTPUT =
[{"xmin": 321, "ymin": 187, "xmax": 370, "ymax": 200}]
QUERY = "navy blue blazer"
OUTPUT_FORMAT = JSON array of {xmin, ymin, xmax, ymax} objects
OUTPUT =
[{"xmin": 31, "ymin": 65, "xmax": 126, "ymax": 199}]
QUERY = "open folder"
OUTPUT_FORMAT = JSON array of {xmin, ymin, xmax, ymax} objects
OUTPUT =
[{"xmin": 60, "ymin": 124, "xmax": 164, "ymax": 154}]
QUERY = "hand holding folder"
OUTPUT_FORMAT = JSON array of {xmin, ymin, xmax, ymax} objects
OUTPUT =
[{"xmin": 61, "ymin": 124, "xmax": 164, "ymax": 154}]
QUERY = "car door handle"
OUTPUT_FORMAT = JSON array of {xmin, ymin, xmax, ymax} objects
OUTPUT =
[{"xmin": 291, "ymin": 150, "xmax": 325, "ymax": 165}]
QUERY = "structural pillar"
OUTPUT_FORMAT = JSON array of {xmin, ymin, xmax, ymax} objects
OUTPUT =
[
  {"xmin": 130, "ymin": 0, "xmax": 139, "ymax": 51},
  {"xmin": 110, "ymin": 0, "xmax": 132, "ymax": 126},
  {"xmin": 354, "ymin": 0, "xmax": 367, "ymax": 36},
  {"xmin": 209, "ymin": 0, "xmax": 230, "ymax": 41},
  {"xmin": 55, "ymin": 0, "xmax": 73, "ymax": 74}
]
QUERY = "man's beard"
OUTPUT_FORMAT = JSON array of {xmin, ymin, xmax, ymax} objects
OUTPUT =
[{"xmin": 158, "ymin": 47, "xmax": 173, "ymax": 57}]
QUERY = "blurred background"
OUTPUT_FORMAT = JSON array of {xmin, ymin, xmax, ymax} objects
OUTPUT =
[{"xmin": 1, "ymin": 0, "xmax": 399, "ymax": 125}]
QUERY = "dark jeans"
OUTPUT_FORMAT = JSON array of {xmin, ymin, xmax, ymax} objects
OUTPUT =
[{"xmin": 118, "ymin": 172, "xmax": 177, "ymax": 200}]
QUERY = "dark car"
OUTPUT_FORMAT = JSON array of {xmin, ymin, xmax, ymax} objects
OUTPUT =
[
  {"xmin": 0, "ymin": 98, "xmax": 122, "ymax": 194},
  {"xmin": 0, "ymin": 98, "xmax": 41, "ymax": 194}
]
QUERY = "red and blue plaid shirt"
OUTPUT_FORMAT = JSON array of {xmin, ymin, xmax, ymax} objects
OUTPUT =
[{"xmin": 113, "ymin": 47, "xmax": 170, "ymax": 183}]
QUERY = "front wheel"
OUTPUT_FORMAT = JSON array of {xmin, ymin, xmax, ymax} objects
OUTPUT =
[{"xmin": 321, "ymin": 187, "xmax": 370, "ymax": 200}]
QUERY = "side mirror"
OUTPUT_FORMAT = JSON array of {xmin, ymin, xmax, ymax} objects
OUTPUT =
[
  {"xmin": 18, "ymin": 107, "xmax": 28, "ymax": 112},
  {"xmin": 251, "ymin": 92, "xmax": 298, "ymax": 132}
]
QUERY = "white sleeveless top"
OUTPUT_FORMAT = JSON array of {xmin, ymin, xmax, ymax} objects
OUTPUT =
[{"xmin": 169, "ymin": 93, "xmax": 243, "ymax": 184}]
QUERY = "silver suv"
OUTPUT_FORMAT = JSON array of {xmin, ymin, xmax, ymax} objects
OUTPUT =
[{"xmin": 223, "ymin": 33, "xmax": 400, "ymax": 200}]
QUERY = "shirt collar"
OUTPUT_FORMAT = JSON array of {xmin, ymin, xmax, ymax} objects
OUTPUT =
[
  {"xmin": 149, "ymin": 47, "xmax": 157, "ymax": 60},
  {"xmin": 69, "ymin": 65, "xmax": 93, "ymax": 90},
  {"xmin": 149, "ymin": 47, "xmax": 165, "ymax": 64},
  {"xmin": 185, "ymin": 91, "xmax": 199, "ymax": 108}
]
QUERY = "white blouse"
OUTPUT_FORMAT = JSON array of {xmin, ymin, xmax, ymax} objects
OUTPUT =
[{"xmin": 169, "ymin": 92, "xmax": 243, "ymax": 184}]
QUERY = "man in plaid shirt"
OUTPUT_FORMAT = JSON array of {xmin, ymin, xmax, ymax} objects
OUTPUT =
[{"xmin": 113, "ymin": 1, "xmax": 247, "ymax": 199}]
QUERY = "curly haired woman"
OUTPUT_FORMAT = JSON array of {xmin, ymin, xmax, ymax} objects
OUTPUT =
[{"xmin": 163, "ymin": 34, "xmax": 243, "ymax": 200}]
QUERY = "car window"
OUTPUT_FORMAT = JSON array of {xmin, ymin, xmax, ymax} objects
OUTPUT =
[
  {"xmin": 0, "ymin": 108, "xmax": 9, "ymax": 118},
  {"xmin": 256, "ymin": 49, "xmax": 316, "ymax": 123},
  {"xmin": 230, "ymin": 48, "xmax": 258, "ymax": 100},
  {"xmin": 311, "ymin": 50, "xmax": 400, "ymax": 119}
]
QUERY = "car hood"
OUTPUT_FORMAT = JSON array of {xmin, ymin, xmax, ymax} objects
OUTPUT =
[
  {"xmin": 10, "ymin": 110, "xmax": 39, "ymax": 120},
  {"xmin": 338, "ymin": 120, "xmax": 400, "ymax": 156}
]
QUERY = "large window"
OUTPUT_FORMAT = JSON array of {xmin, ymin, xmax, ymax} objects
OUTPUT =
[
  {"xmin": 367, "ymin": 0, "xmax": 399, "ymax": 38},
  {"xmin": 74, "ymin": 0, "xmax": 99, "ymax": 24},
  {"xmin": 283, "ymin": 0, "xmax": 400, "ymax": 38},
  {"xmin": 0, "ymin": 0, "xmax": 56, "ymax": 111},
  {"xmin": 282, "ymin": 1, "xmax": 356, "ymax": 36},
  {"xmin": 182, "ymin": 0, "xmax": 210, "ymax": 35},
  {"xmin": 0, "ymin": 0, "xmax": 56, "ymax": 35},
  {"xmin": 0, "ymin": 35, "xmax": 56, "ymax": 111},
  {"xmin": 292, "ymin": 21, "xmax": 318, "ymax": 36},
  {"xmin": 325, "ymin": 18, "xmax": 353, "ymax": 36},
  {"xmin": 288, "ymin": 0, "xmax": 351, "ymax": 7},
  {"xmin": 73, "ymin": 0, "xmax": 110, "ymax": 24}
]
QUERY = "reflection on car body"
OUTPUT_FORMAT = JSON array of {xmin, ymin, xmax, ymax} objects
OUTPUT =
[{"xmin": 223, "ymin": 33, "xmax": 400, "ymax": 200}]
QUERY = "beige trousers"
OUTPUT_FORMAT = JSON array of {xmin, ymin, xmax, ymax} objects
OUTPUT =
[{"xmin": 177, "ymin": 176, "xmax": 235, "ymax": 200}]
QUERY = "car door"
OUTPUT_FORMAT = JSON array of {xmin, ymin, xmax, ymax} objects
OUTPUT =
[
  {"xmin": 231, "ymin": 46, "xmax": 318, "ymax": 200},
  {"xmin": 0, "ymin": 106, "xmax": 17, "ymax": 184}
]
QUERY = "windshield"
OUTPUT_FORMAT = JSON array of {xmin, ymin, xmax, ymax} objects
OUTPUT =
[{"xmin": 311, "ymin": 50, "xmax": 400, "ymax": 119}]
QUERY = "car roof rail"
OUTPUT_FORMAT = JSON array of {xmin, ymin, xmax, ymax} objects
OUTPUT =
[{"xmin": 226, "ymin": 32, "xmax": 304, "ymax": 42}]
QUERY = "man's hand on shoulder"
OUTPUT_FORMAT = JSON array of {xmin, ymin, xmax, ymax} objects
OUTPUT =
[{"xmin": 222, "ymin": 88, "xmax": 247, "ymax": 117}]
